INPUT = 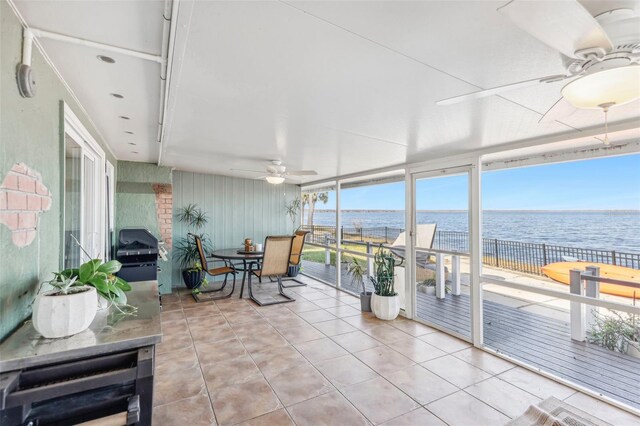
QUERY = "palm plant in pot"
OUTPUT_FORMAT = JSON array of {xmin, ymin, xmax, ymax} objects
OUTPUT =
[
  {"xmin": 369, "ymin": 245, "xmax": 400, "ymax": 320},
  {"xmin": 174, "ymin": 204, "xmax": 212, "ymax": 289},
  {"xmin": 346, "ymin": 256, "xmax": 371, "ymax": 312}
]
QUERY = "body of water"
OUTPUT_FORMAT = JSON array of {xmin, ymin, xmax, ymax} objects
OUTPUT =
[{"xmin": 308, "ymin": 210, "xmax": 640, "ymax": 253}]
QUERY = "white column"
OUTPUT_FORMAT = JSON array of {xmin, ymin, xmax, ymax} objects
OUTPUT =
[
  {"xmin": 585, "ymin": 266, "xmax": 600, "ymax": 334},
  {"xmin": 435, "ymin": 253, "xmax": 446, "ymax": 299},
  {"xmin": 470, "ymin": 160, "xmax": 483, "ymax": 347},
  {"xmin": 335, "ymin": 181, "xmax": 341, "ymax": 289},
  {"xmin": 570, "ymin": 269, "xmax": 585, "ymax": 341},
  {"xmin": 452, "ymin": 255, "xmax": 461, "ymax": 295}
]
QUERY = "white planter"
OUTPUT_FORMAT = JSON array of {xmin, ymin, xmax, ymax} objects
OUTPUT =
[
  {"xmin": 371, "ymin": 293, "xmax": 401, "ymax": 321},
  {"xmin": 32, "ymin": 286, "xmax": 98, "ymax": 338}
]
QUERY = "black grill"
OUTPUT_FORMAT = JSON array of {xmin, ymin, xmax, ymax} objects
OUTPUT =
[{"xmin": 116, "ymin": 228, "xmax": 158, "ymax": 282}]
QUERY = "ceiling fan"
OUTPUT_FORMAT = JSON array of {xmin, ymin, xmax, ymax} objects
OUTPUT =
[
  {"xmin": 436, "ymin": 0, "xmax": 640, "ymax": 143},
  {"xmin": 231, "ymin": 160, "xmax": 318, "ymax": 184}
]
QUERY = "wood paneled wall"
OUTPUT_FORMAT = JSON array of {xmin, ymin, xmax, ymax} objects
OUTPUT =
[{"xmin": 172, "ymin": 171, "xmax": 301, "ymax": 287}]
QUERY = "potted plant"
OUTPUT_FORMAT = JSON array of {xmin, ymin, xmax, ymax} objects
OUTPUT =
[
  {"xmin": 346, "ymin": 256, "xmax": 371, "ymax": 312},
  {"xmin": 418, "ymin": 278, "xmax": 451, "ymax": 296},
  {"xmin": 174, "ymin": 204, "xmax": 212, "ymax": 288},
  {"xmin": 32, "ymin": 276, "xmax": 98, "ymax": 339},
  {"xmin": 369, "ymin": 245, "xmax": 400, "ymax": 320}
]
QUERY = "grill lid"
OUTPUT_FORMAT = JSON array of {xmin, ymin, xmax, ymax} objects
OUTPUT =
[{"xmin": 117, "ymin": 228, "xmax": 159, "ymax": 256}]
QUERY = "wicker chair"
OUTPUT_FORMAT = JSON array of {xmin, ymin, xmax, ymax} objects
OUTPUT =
[
  {"xmin": 191, "ymin": 233, "xmax": 237, "ymax": 302},
  {"xmin": 243, "ymin": 235, "xmax": 296, "ymax": 306}
]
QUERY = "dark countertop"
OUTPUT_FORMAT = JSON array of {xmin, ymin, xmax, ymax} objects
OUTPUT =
[{"xmin": 0, "ymin": 281, "xmax": 162, "ymax": 372}]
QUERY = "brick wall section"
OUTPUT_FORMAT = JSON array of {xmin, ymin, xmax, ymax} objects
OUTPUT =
[
  {"xmin": 0, "ymin": 163, "xmax": 52, "ymax": 247},
  {"xmin": 152, "ymin": 184, "xmax": 173, "ymax": 249}
]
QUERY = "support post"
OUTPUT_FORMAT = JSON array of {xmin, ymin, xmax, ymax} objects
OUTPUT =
[
  {"xmin": 451, "ymin": 255, "xmax": 461, "ymax": 295},
  {"xmin": 585, "ymin": 266, "xmax": 600, "ymax": 334},
  {"xmin": 366, "ymin": 242, "xmax": 374, "ymax": 278},
  {"xmin": 570, "ymin": 269, "xmax": 585, "ymax": 341},
  {"xmin": 494, "ymin": 238, "xmax": 499, "ymax": 267},
  {"xmin": 435, "ymin": 253, "xmax": 445, "ymax": 299},
  {"xmin": 324, "ymin": 235, "xmax": 330, "ymax": 266}
]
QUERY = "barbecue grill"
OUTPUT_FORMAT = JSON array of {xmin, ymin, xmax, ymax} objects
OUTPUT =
[{"xmin": 116, "ymin": 228, "xmax": 159, "ymax": 282}]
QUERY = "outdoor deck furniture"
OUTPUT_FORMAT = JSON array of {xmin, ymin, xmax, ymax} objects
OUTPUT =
[
  {"xmin": 247, "ymin": 236, "xmax": 296, "ymax": 306},
  {"xmin": 389, "ymin": 224, "xmax": 437, "ymax": 266},
  {"xmin": 192, "ymin": 234, "xmax": 237, "ymax": 302},
  {"xmin": 281, "ymin": 230, "xmax": 310, "ymax": 288}
]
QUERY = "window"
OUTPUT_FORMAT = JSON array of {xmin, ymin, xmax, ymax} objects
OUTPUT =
[{"xmin": 63, "ymin": 105, "xmax": 107, "ymax": 267}]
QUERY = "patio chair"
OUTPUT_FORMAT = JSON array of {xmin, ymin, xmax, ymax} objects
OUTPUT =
[
  {"xmin": 280, "ymin": 229, "xmax": 310, "ymax": 288},
  {"xmin": 191, "ymin": 233, "xmax": 237, "ymax": 302},
  {"xmin": 389, "ymin": 224, "xmax": 437, "ymax": 266},
  {"xmin": 243, "ymin": 235, "xmax": 296, "ymax": 306}
]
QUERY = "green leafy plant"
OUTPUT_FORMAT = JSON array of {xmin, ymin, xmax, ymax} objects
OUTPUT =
[
  {"xmin": 587, "ymin": 311, "xmax": 639, "ymax": 354},
  {"xmin": 285, "ymin": 197, "xmax": 301, "ymax": 233},
  {"xmin": 174, "ymin": 204, "xmax": 212, "ymax": 268},
  {"xmin": 346, "ymin": 256, "xmax": 367, "ymax": 294},
  {"xmin": 369, "ymin": 245, "xmax": 396, "ymax": 296},
  {"xmin": 46, "ymin": 276, "xmax": 84, "ymax": 295},
  {"xmin": 189, "ymin": 261, "xmax": 209, "ymax": 294},
  {"xmin": 54, "ymin": 259, "xmax": 132, "ymax": 305}
]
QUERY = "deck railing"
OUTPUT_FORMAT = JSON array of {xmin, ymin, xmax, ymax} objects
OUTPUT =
[{"xmin": 301, "ymin": 225, "xmax": 640, "ymax": 273}]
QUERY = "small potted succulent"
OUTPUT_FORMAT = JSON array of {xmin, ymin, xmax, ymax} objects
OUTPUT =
[
  {"xmin": 346, "ymin": 256, "xmax": 371, "ymax": 312},
  {"xmin": 369, "ymin": 245, "xmax": 400, "ymax": 320}
]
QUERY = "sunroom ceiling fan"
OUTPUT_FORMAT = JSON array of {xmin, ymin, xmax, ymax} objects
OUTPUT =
[
  {"xmin": 231, "ymin": 160, "xmax": 317, "ymax": 185},
  {"xmin": 436, "ymin": 0, "xmax": 640, "ymax": 135}
]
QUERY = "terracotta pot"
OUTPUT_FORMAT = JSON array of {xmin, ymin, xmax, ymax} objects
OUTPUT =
[
  {"xmin": 371, "ymin": 293, "xmax": 400, "ymax": 320},
  {"xmin": 32, "ymin": 286, "xmax": 98, "ymax": 338}
]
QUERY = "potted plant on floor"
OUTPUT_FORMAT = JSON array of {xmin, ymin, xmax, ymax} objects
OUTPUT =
[
  {"xmin": 369, "ymin": 245, "xmax": 400, "ymax": 320},
  {"xmin": 174, "ymin": 204, "xmax": 212, "ymax": 289},
  {"xmin": 347, "ymin": 256, "xmax": 371, "ymax": 312}
]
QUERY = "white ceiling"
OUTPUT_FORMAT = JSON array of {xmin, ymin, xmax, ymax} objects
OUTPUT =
[{"xmin": 11, "ymin": 0, "xmax": 640, "ymax": 183}]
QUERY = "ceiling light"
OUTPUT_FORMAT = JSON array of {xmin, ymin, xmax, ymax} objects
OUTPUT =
[
  {"xmin": 97, "ymin": 55, "xmax": 115, "ymax": 64},
  {"xmin": 119, "ymin": 116, "xmax": 130, "ymax": 120},
  {"xmin": 110, "ymin": 93, "xmax": 124, "ymax": 99},
  {"xmin": 125, "ymin": 131, "xmax": 134, "ymax": 134},
  {"xmin": 561, "ymin": 63, "xmax": 640, "ymax": 109},
  {"xmin": 265, "ymin": 175, "xmax": 285, "ymax": 185}
]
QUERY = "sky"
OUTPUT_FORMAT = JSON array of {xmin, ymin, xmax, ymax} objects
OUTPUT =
[{"xmin": 310, "ymin": 153, "xmax": 640, "ymax": 211}]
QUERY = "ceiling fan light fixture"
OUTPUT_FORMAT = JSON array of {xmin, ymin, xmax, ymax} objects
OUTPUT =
[
  {"xmin": 561, "ymin": 64, "xmax": 640, "ymax": 109},
  {"xmin": 265, "ymin": 175, "xmax": 285, "ymax": 185}
]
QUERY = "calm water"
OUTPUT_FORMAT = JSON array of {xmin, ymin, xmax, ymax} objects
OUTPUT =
[{"xmin": 310, "ymin": 210, "xmax": 640, "ymax": 253}]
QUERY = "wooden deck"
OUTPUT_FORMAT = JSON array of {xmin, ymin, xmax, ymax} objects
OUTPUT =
[{"xmin": 301, "ymin": 260, "xmax": 640, "ymax": 410}]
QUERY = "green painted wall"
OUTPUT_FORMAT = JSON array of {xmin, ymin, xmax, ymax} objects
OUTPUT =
[
  {"xmin": 115, "ymin": 161, "xmax": 173, "ymax": 294},
  {"xmin": 0, "ymin": 2, "xmax": 117, "ymax": 341},
  {"xmin": 172, "ymin": 171, "xmax": 301, "ymax": 288}
]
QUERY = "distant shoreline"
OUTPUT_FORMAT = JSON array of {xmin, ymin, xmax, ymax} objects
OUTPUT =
[{"xmin": 307, "ymin": 209, "xmax": 640, "ymax": 213}]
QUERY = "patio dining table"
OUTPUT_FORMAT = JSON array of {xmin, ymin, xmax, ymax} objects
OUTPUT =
[{"xmin": 210, "ymin": 248, "xmax": 264, "ymax": 298}]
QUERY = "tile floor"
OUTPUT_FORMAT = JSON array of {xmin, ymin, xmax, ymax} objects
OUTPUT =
[{"xmin": 153, "ymin": 276, "xmax": 640, "ymax": 426}]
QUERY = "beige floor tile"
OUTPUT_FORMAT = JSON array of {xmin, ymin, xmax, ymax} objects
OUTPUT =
[
  {"xmin": 235, "ymin": 408, "xmax": 294, "ymax": 426},
  {"xmin": 161, "ymin": 293, "xmax": 181, "ymax": 304},
  {"xmin": 195, "ymin": 337, "xmax": 247, "ymax": 365},
  {"xmin": 156, "ymin": 346, "xmax": 199, "ymax": 374},
  {"xmin": 268, "ymin": 362, "xmax": 335, "ymax": 406},
  {"xmin": 353, "ymin": 346, "xmax": 415, "ymax": 376},
  {"xmin": 315, "ymin": 354, "xmax": 379, "ymax": 388},
  {"xmin": 313, "ymin": 298, "xmax": 346, "ymax": 308},
  {"xmin": 388, "ymin": 319, "xmax": 438, "ymax": 337},
  {"xmin": 210, "ymin": 374, "xmax": 281, "ymax": 425},
  {"xmin": 563, "ymin": 392, "xmax": 640, "ymax": 425},
  {"xmin": 287, "ymin": 391, "xmax": 370, "ymax": 426},
  {"xmin": 278, "ymin": 324, "xmax": 325, "ymax": 344},
  {"xmin": 189, "ymin": 322, "xmax": 237, "ymax": 343},
  {"xmin": 202, "ymin": 353, "xmax": 261, "ymax": 390},
  {"xmin": 154, "ymin": 365, "xmax": 206, "ymax": 406},
  {"xmin": 313, "ymin": 318, "xmax": 358, "ymax": 337},
  {"xmin": 419, "ymin": 332, "xmax": 471, "ymax": 352},
  {"xmin": 497, "ymin": 366, "xmax": 576, "ymax": 400},
  {"xmin": 427, "ymin": 391, "xmax": 510, "ymax": 426},
  {"xmin": 162, "ymin": 318, "xmax": 190, "ymax": 335},
  {"xmin": 256, "ymin": 305, "xmax": 292, "ymax": 318},
  {"xmin": 187, "ymin": 313, "xmax": 227, "ymax": 327},
  {"xmin": 161, "ymin": 302, "xmax": 182, "ymax": 312},
  {"xmin": 465, "ymin": 376, "xmax": 542, "ymax": 418},
  {"xmin": 299, "ymin": 292, "xmax": 333, "ymax": 301},
  {"xmin": 184, "ymin": 305, "xmax": 222, "ymax": 318},
  {"xmin": 267, "ymin": 315, "xmax": 309, "ymax": 330},
  {"xmin": 383, "ymin": 364, "xmax": 459, "ymax": 405},
  {"xmin": 239, "ymin": 329, "xmax": 289, "ymax": 352},
  {"xmin": 342, "ymin": 313, "xmax": 384, "ymax": 330},
  {"xmin": 161, "ymin": 309, "xmax": 185, "ymax": 323},
  {"xmin": 381, "ymin": 408, "xmax": 446, "ymax": 426},
  {"xmin": 156, "ymin": 331, "xmax": 193, "ymax": 355},
  {"xmin": 251, "ymin": 344, "xmax": 310, "ymax": 379},
  {"xmin": 153, "ymin": 391, "xmax": 216, "ymax": 426},
  {"xmin": 331, "ymin": 330, "xmax": 383, "ymax": 353},
  {"xmin": 323, "ymin": 304, "xmax": 363, "ymax": 318},
  {"xmin": 286, "ymin": 300, "xmax": 321, "ymax": 313},
  {"xmin": 363, "ymin": 324, "xmax": 412, "ymax": 345},
  {"xmin": 388, "ymin": 336, "xmax": 447, "ymax": 363},
  {"xmin": 294, "ymin": 337, "xmax": 349, "ymax": 363},
  {"xmin": 230, "ymin": 320, "xmax": 274, "ymax": 338},
  {"xmin": 297, "ymin": 309, "xmax": 338, "ymax": 323},
  {"xmin": 223, "ymin": 309, "xmax": 264, "ymax": 325},
  {"xmin": 343, "ymin": 376, "xmax": 420, "ymax": 424},
  {"xmin": 452, "ymin": 347, "xmax": 515, "ymax": 375},
  {"xmin": 421, "ymin": 355, "xmax": 492, "ymax": 388}
]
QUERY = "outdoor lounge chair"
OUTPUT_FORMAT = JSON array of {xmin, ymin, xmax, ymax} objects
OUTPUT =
[
  {"xmin": 244, "ymin": 235, "xmax": 296, "ymax": 306},
  {"xmin": 192, "ymin": 233, "xmax": 237, "ymax": 302},
  {"xmin": 389, "ymin": 224, "xmax": 437, "ymax": 266},
  {"xmin": 280, "ymin": 229, "xmax": 310, "ymax": 288}
]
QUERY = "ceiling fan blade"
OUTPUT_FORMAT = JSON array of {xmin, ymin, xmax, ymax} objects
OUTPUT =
[
  {"xmin": 539, "ymin": 97, "xmax": 579, "ymax": 124},
  {"xmin": 436, "ymin": 74, "xmax": 568, "ymax": 106},
  {"xmin": 230, "ymin": 168, "xmax": 265, "ymax": 174},
  {"xmin": 287, "ymin": 170, "xmax": 318, "ymax": 176},
  {"xmin": 498, "ymin": 0, "xmax": 613, "ymax": 59}
]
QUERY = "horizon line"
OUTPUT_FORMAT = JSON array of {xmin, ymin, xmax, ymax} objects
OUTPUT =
[{"xmin": 307, "ymin": 209, "xmax": 640, "ymax": 213}]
